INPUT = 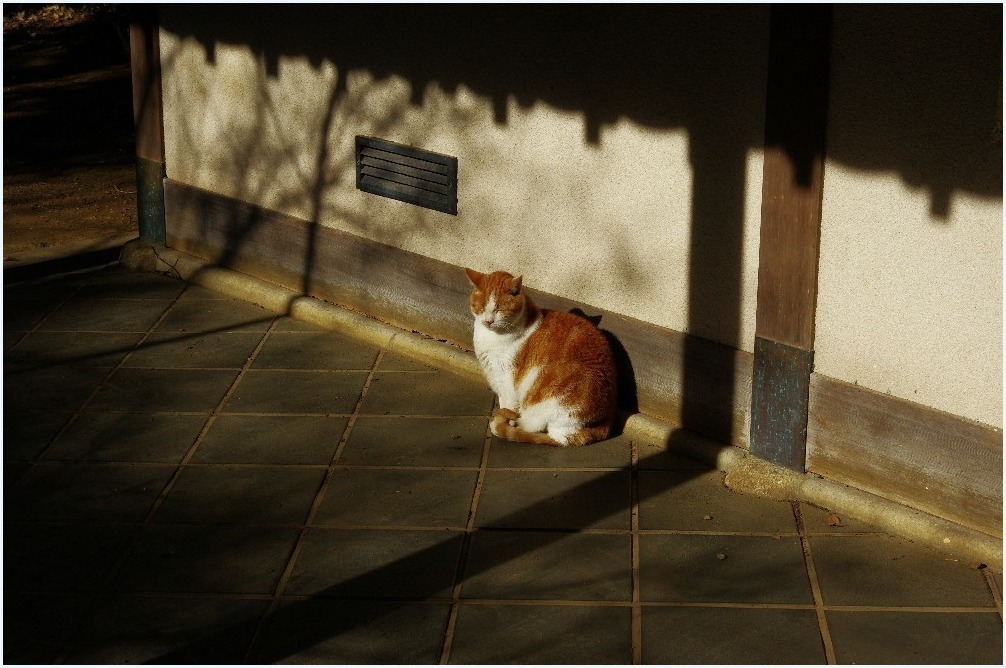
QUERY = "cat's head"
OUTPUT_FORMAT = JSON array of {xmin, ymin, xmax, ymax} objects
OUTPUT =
[{"xmin": 465, "ymin": 268, "xmax": 527, "ymax": 332}]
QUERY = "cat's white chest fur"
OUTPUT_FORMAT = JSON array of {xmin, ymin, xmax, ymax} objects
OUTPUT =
[{"xmin": 472, "ymin": 319, "xmax": 538, "ymax": 411}]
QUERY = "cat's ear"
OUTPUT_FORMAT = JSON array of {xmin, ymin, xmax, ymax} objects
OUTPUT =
[
  {"xmin": 465, "ymin": 268, "xmax": 484, "ymax": 287},
  {"xmin": 509, "ymin": 275, "xmax": 523, "ymax": 296}
]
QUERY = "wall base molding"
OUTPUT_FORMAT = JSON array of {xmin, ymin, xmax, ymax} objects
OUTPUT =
[{"xmin": 808, "ymin": 373, "xmax": 1002, "ymax": 539}]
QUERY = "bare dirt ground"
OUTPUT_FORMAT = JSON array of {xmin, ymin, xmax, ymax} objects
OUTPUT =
[{"xmin": 3, "ymin": 5, "xmax": 137, "ymax": 264}]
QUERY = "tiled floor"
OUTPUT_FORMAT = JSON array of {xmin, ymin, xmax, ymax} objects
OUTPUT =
[{"xmin": 4, "ymin": 264, "xmax": 1003, "ymax": 664}]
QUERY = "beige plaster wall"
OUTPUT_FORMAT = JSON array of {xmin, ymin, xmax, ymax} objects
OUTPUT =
[
  {"xmin": 815, "ymin": 6, "xmax": 1003, "ymax": 428},
  {"xmin": 157, "ymin": 7, "xmax": 769, "ymax": 353}
]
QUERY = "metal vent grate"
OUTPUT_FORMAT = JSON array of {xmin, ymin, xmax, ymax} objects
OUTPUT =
[{"xmin": 355, "ymin": 136, "xmax": 458, "ymax": 215}]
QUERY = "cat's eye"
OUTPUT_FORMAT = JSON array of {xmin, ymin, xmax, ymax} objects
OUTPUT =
[{"xmin": 508, "ymin": 285, "xmax": 519, "ymax": 296}]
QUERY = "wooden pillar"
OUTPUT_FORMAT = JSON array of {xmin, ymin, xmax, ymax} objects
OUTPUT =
[
  {"xmin": 129, "ymin": 6, "xmax": 167, "ymax": 245},
  {"xmin": 751, "ymin": 6, "xmax": 833, "ymax": 471}
]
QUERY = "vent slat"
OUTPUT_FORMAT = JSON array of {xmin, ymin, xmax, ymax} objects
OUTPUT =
[
  {"xmin": 359, "ymin": 146, "xmax": 451, "ymax": 173},
  {"xmin": 360, "ymin": 174, "xmax": 449, "ymax": 206},
  {"xmin": 359, "ymin": 155, "xmax": 452, "ymax": 186},
  {"xmin": 356, "ymin": 136, "xmax": 457, "ymax": 215},
  {"xmin": 360, "ymin": 165, "xmax": 451, "ymax": 195}
]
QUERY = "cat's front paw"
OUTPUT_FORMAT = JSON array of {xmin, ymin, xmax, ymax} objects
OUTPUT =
[
  {"xmin": 493, "ymin": 407, "xmax": 520, "ymax": 427},
  {"xmin": 490, "ymin": 418, "xmax": 504, "ymax": 438}
]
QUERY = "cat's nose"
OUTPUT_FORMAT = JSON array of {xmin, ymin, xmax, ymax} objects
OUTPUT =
[{"xmin": 484, "ymin": 316, "xmax": 495, "ymax": 327}]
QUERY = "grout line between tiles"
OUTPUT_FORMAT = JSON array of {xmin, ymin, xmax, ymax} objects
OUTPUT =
[
  {"xmin": 794, "ymin": 501, "xmax": 838, "ymax": 664},
  {"xmin": 822, "ymin": 604, "xmax": 1001, "ymax": 613},
  {"xmin": 240, "ymin": 348, "xmax": 386, "ymax": 663},
  {"xmin": 981, "ymin": 567, "xmax": 1003, "ymax": 619},
  {"xmin": 439, "ymin": 400, "xmax": 496, "ymax": 665}
]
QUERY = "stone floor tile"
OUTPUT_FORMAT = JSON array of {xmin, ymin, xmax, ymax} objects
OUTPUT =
[
  {"xmin": 192, "ymin": 415, "xmax": 347, "ymax": 465},
  {"xmin": 4, "ymin": 328, "xmax": 26, "ymax": 350},
  {"xmin": 155, "ymin": 299, "xmax": 275, "ymax": 333},
  {"xmin": 639, "ymin": 534, "xmax": 813, "ymax": 604},
  {"xmin": 177, "ymin": 284, "xmax": 233, "ymax": 301},
  {"xmin": 253, "ymin": 599, "xmax": 450, "ymax": 664},
  {"xmin": 799, "ymin": 502, "xmax": 885, "ymax": 533},
  {"xmin": 285, "ymin": 528, "xmax": 463, "ymax": 599},
  {"xmin": 68, "ymin": 595, "xmax": 267, "ymax": 664},
  {"xmin": 4, "ymin": 298, "xmax": 64, "ymax": 331},
  {"xmin": 636, "ymin": 430, "xmax": 726, "ymax": 471},
  {"xmin": 222, "ymin": 370, "xmax": 366, "ymax": 414},
  {"xmin": 377, "ymin": 354, "xmax": 440, "ymax": 372},
  {"xmin": 2, "ymin": 594, "xmax": 93, "ymax": 664},
  {"xmin": 4, "ymin": 365, "xmax": 108, "ymax": 411},
  {"xmin": 74, "ymin": 267, "xmax": 187, "ymax": 300},
  {"xmin": 475, "ymin": 469, "xmax": 630, "ymax": 530},
  {"xmin": 5, "ymin": 331, "xmax": 143, "ymax": 368},
  {"xmin": 8, "ymin": 462, "xmax": 175, "ymax": 522},
  {"xmin": 41, "ymin": 412, "xmax": 206, "ymax": 463},
  {"xmin": 5, "ymin": 523, "xmax": 137, "ymax": 593},
  {"xmin": 3, "ymin": 409, "xmax": 74, "ymax": 460},
  {"xmin": 462, "ymin": 531, "xmax": 631, "ymax": 601},
  {"xmin": 810, "ymin": 534, "xmax": 996, "ymax": 607},
  {"xmin": 828, "ymin": 610, "xmax": 1003, "ymax": 665},
  {"xmin": 252, "ymin": 332, "xmax": 379, "ymax": 370},
  {"xmin": 269, "ymin": 315, "xmax": 327, "ymax": 332},
  {"xmin": 154, "ymin": 466, "xmax": 325, "ymax": 525},
  {"xmin": 488, "ymin": 431, "xmax": 632, "ymax": 469},
  {"xmin": 114, "ymin": 525, "xmax": 300, "ymax": 594},
  {"xmin": 360, "ymin": 371, "xmax": 494, "ymax": 416},
  {"xmin": 89, "ymin": 367, "xmax": 239, "ymax": 412},
  {"xmin": 449, "ymin": 603, "xmax": 632, "ymax": 664},
  {"xmin": 315, "ymin": 469, "xmax": 477, "ymax": 528},
  {"xmin": 38, "ymin": 298, "xmax": 173, "ymax": 332},
  {"xmin": 4, "ymin": 271, "xmax": 87, "ymax": 304},
  {"xmin": 123, "ymin": 331, "xmax": 264, "ymax": 369},
  {"xmin": 339, "ymin": 416, "xmax": 486, "ymax": 468},
  {"xmin": 638, "ymin": 469, "xmax": 798, "ymax": 533},
  {"xmin": 642, "ymin": 605, "xmax": 826, "ymax": 664}
]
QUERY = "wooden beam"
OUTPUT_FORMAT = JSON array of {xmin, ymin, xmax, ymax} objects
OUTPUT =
[
  {"xmin": 751, "ymin": 6, "xmax": 832, "ymax": 470},
  {"xmin": 130, "ymin": 6, "xmax": 165, "ymax": 163},
  {"xmin": 129, "ymin": 6, "xmax": 166, "ymax": 244}
]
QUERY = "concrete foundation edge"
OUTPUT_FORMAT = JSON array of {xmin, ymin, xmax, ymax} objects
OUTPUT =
[{"xmin": 120, "ymin": 239, "xmax": 1003, "ymax": 572}]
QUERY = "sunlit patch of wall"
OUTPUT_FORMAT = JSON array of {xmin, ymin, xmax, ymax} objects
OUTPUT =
[
  {"xmin": 814, "ymin": 5, "xmax": 1002, "ymax": 428},
  {"xmin": 817, "ymin": 168, "xmax": 1002, "ymax": 427},
  {"xmin": 158, "ymin": 23, "xmax": 767, "ymax": 353}
]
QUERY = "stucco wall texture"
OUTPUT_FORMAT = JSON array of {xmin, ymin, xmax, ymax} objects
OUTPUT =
[
  {"xmin": 157, "ymin": 7, "xmax": 769, "ymax": 354},
  {"xmin": 157, "ymin": 6, "xmax": 1001, "ymax": 429},
  {"xmin": 816, "ymin": 6, "xmax": 1002, "ymax": 428}
]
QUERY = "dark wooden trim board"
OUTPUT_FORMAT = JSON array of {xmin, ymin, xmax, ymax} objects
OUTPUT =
[
  {"xmin": 807, "ymin": 373, "xmax": 1003, "ymax": 538},
  {"xmin": 163, "ymin": 179, "xmax": 753, "ymax": 448}
]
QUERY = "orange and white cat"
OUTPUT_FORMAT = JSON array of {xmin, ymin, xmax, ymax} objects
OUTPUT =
[{"xmin": 465, "ymin": 268, "xmax": 617, "ymax": 447}]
